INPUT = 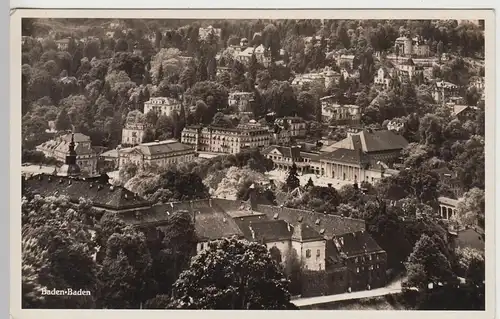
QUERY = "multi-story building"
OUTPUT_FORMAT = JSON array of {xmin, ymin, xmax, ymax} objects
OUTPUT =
[
  {"xmin": 469, "ymin": 76, "xmax": 485, "ymax": 91},
  {"xmin": 121, "ymin": 110, "xmax": 147, "ymax": 146},
  {"xmin": 236, "ymin": 44, "xmax": 271, "ymax": 67},
  {"xmin": 373, "ymin": 67, "xmax": 393, "ymax": 89},
  {"xmin": 318, "ymin": 129, "xmax": 409, "ymax": 184},
  {"xmin": 181, "ymin": 121, "xmax": 271, "ymax": 155},
  {"xmin": 198, "ymin": 26, "xmax": 222, "ymax": 40},
  {"xmin": 117, "ymin": 139, "xmax": 195, "ymax": 169},
  {"xmin": 275, "ymin": 117, "xmax": 307, "ymax": 138},
  {"xmin": 228, "ymin": 92, "xmax": 254, "ymax": 113},
  {"xmin": 55, "ymin": 38, "xmax": 71, "ymax": 51},
  {"xmin": 291, "ymin": 67, "xmax": 340, "ymax": 89},
  {"xmin": 320, "ymin": 95, "xmax": 361, "ymax": 126},
  {"xmin": 395, "ymin": 58, "xmax": 424, "ymax": 82},
  {"xmin": 36, "ymin": 132, "xmax": 98, "ymax": 176},
  {"xmin": 336, "ymin": 54, "xmax": 355, "ymax": 68},
  {"xmin": 433, "ymin": 80, "xmax": 460, "ymax": 105},
  {"xmin": 143, "ymin": 97, "xmax": 183, "ymax": 117},
  {"xmin": 394, "ymin": 35, "xmax": 430, "ymax": 57}
]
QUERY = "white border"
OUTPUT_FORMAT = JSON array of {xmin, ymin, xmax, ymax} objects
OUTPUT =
[{"xmin": 9, "ymin": 8, "xmax": 497, "ymax": 319}]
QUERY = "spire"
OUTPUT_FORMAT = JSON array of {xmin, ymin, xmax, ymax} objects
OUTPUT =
[{"xmin": 66, "ymin": 133, "xmax": 77, "ymax": 165}]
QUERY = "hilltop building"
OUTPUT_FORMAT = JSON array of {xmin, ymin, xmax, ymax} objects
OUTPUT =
[
  {"xmin": 143, "ymin": 97, "xmax": 183, "ymax": 117},
  {"xmin": 394, "ymin": 35, "xmax": 431, "ymax": 58},
  {"xmin": 274, "ymin": 117, "xmax": 307, "ymax": 138}
]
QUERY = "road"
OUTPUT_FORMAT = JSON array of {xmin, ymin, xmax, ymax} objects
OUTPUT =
[
  {"xmin": 292, "ymin": 279, "xmax": 402, "ymax": 307},
  {"xmin": 21, "ymin": 164, "xmax": 57, "ymax": 176}
]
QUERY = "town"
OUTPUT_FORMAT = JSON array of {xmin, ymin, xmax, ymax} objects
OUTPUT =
[{"xmin": 21, "ymin": 18, "xmax": 485, "ymax": 310}]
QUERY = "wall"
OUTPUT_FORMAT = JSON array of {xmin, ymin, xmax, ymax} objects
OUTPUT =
[
  {"xmin": 300, "ymin": 268, "xmax": 349, "ymax": 298},
  {"xmin": 301, "ymin": 240, "xmax": 326, "ymax": 271}
]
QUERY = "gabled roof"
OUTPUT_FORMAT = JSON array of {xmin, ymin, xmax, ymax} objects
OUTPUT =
[
  {"xmin": 320, "ymin": 148, "xmax": 363, "ymax": 165},
  {"xmin": 291, "ymin": 222, "xmax": 323, "ymax": 242},
  {"xmin": 261, "ymin": 145, "xmax": 301, "ymax": 159},
  {"xmin": 333, "ymin": 230, "xmax": 384, "ymax": 257},
  {"xmin": 23, "ymin": 174, "xmax": 151, "ymax": 211},
  {"xmin": 331, "ymin": 130, "xmax": 409, "ymax": 153},
  {"xmin": 256, "ymin": 204, "xmax": 366, "ymax": 238}
]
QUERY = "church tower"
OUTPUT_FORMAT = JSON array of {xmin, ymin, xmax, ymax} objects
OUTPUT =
[{"xmin": 58, "ymin": 133, "xmax": 81, "ymax": 177}]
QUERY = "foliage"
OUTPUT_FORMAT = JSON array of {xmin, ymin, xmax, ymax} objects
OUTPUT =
[{"xmin": 170, "ymin": 238, "xmax": 296, "ymax": 309}]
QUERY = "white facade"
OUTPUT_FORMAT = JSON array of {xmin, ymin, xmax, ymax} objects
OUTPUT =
[{"xmin": 144, "ymin": 97, "xmax": 182, "ymax": 117}]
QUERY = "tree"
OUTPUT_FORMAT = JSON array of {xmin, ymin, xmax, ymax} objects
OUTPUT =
[
  {"xmin": 149, "ymin": 211, "xmax": 197, "ymax": 295},
  {"xmin": 454, "ymin": 188, "xmax": 485, "ymax": 228},
  {"xmin": 170, "ymin": 238, "xmax": 296, "ymax": 309},
  {"xmin": 22, "ymin": 195, "xmax": 98, "ymax": 309},
  {"xmin": 403, "ymin": 234, "xmax": 457, "ymax": 291},
  {"xmin": 305, "ymin": 177, "xmax": 314, "ymax": 188},
  {"xmin": 284, "ymin": 163, "xmax": 300, "ymax": 191},
  {"xmin": 97, "ymin": 224, "xmax": 157, "ymax": 309},
  {"xmin": 54, "ymin": 108, "xmax": 72, "ymax": 131}
]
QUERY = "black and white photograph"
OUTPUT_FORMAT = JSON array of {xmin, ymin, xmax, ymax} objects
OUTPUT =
[{"xmin": 14, "ymin": 10, "xmax": 493, "ymax": 313}]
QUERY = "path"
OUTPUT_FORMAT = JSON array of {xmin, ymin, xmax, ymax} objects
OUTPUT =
[{"xmin": 292, "ymin": 280, "xmax": 402, "ymax": 307}]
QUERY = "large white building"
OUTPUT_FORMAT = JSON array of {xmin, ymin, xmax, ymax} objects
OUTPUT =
[
  {"xmin": 320, "ymin": 96, "xmax": 361, "ymax": 126},
  {"xmin": 181, "ymin": 121, "xmax": 271, "ymax": 154},
  {"xmin": 143, "ymin": 97, "xmax": 183, "ymax": 117},
  {"xmin": 118, "ymin": 139, "xmax": 195, "ymax": 169},
  {"xmin": 121, "ymin": 110, "xmax": 147, "ymax": 146}
]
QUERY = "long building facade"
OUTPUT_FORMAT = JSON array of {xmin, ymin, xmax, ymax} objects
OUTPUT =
[{"xmin": 181, "ymin": 121, "xmax": 271, "ymax": 154}]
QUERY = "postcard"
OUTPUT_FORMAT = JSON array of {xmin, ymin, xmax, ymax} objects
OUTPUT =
[{"xmin": 10, "ymin": 8, "xmax": 495, "ymax": 319}]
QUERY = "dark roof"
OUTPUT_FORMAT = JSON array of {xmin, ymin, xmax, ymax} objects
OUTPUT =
[
  {"xmin": 291, "ymin": 222, "xmax": 323, "ymax": 242},
  {"xmin": 23, "ymin": 174, "xmax": 151, "ymax": 211},
  {"xmin": 122, "ymin": 199, "xmax": 244, "ymax": 241},
  {"xmin": 332, "ymin": 130, "xmax": 408, "ymax": 153},
  {"xmin": 320, "ymin": 148, "xmax": 362, "ymax": 164},
  {"xmin": 333, "ymin": 231, "xmax": 384, "ymax": 257},
  {"xmin": 243, "ymin": 220, "xmax": 293, "ymax": 242},
  {"xmin": 256, "ymin": 204, "xmax": 366, "ymax": 238},
  {"xmin": 262, "ymin": 145, "xmax": 301, "ymax": 159}
]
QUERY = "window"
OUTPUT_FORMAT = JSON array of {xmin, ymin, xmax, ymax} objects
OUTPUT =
[
  {"xmin": 316, "ymin": 249, "xmax": 321, "ymax": 257},
  {"xmin": 356, "ymin": 267, "xmax": 360, "ymax": 273},
  {"xmin": 306, "ymin": 249, "xmax": 311, "ymax": 258},
  {"xmin": 376, "ymin": 264, "xmax": 379, "ymax": 269},
  {"xmin": 368, "ymin": 254, "xmax": 373, "ymax": 261},
  {"xmin": 355, "ymin": 257, "xmax": 359, "ymax": 263},
  {"xmin": 319, "ymin": 264, "xmax": 322, "ymax": 270}
]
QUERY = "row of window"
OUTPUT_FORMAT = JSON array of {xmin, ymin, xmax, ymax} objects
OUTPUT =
[
  {"xmin": 354, "ymin": 254, "xmax": 380, "ymax": 263},
  {"xmin": 305, "ymin": 249, "xmax": 321, "ymax": 258},
  {"xmin": 356, "ymin": 264, "xmax": 380, "ymax": 273}
]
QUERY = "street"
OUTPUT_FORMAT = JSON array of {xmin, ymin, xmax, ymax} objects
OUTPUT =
[{"xmin": 292, "ymin": 279, "xmax": 402, "ymax": 307}]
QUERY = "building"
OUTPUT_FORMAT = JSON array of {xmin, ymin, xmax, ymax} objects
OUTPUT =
[
  {"xmin": 270, "ymin": 125, "xmax": 292, "ymax": 146},
  {"xmin": 275, "ymin": 117, "xmax": 307, "ymax": 138},
  {"xmin": 469, "ymin": 76, "xmax": 485, "ymax": 91},
  {"xmin": 395, "ymin": 58, "xmax": 424, "ymax": 82},
  {"xmin": 236, "ymin": 44, "xmax": 271, "ymax": 67},
  {"xmin": 55, "ymin": 38, "xmax": 71, "ymax": 50},
  {"xmin": 373, "ymin": 67, "xmax": 393, "ymax": 89},
  {"xmin": 118, "ymin": 139, "xmax": 195, "ymax": 169},
  {"xmin": 449, "ymin": 104, "xmax": 478, "ymax": 121},
  {"xmin": 433, "ymin": 80, "xmax": 460, "ymax": 105},
  {"xmin": 121, "ymin": 110, "xmax": 147, "ymax": 146},
  {"xmin": 438, "ymin": 196, "xmax": 459, "ymax": 220},
  {"xmin": 143, "ymin": 97, "xmax": 183, "ymax": 117},
  {"xmin": 23, "ymin": 174, "xmax": 152, "ymax": 215},
  {"xmin": 386, "ymin": 120, "xmax": 405, "ymax": 133},
  {"xmin": 36, "ymin": 133, "xmax": 98, "ymax": 176},
  {"xmin": 337, "ymin": 54, "xmax": 355, "ymax": 68},
  {"xmin": 181, "ymin": 121, "xmax": 271, "ymax": 155},
  {"xmin": 228, "ymin": 92, "xmax": 254, "ymax": 113},
  {"xmin": 198, "ymin": 26, "xmax": 222, "ymax": 40},
  {"xmin": 57, "ymin": 133, "xmax": 81, "ymax": 177},
  {"xmin": 318, "ymin": 129, "xmax": 408, "ymax": 184},
  {"xmin": 332, "ymin": 231, "xmax": 387, "ymax": 291},
  {"xmin": 320, "ymin": 96, "xmax": 361, "ymax": 126},
  {"xmin": 394, "ymin": 35, "xmax": 430, "ymax": 58},
  {"xmin": 99, "ymin": 149, "xmax": 119, "ymax": 172}
]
